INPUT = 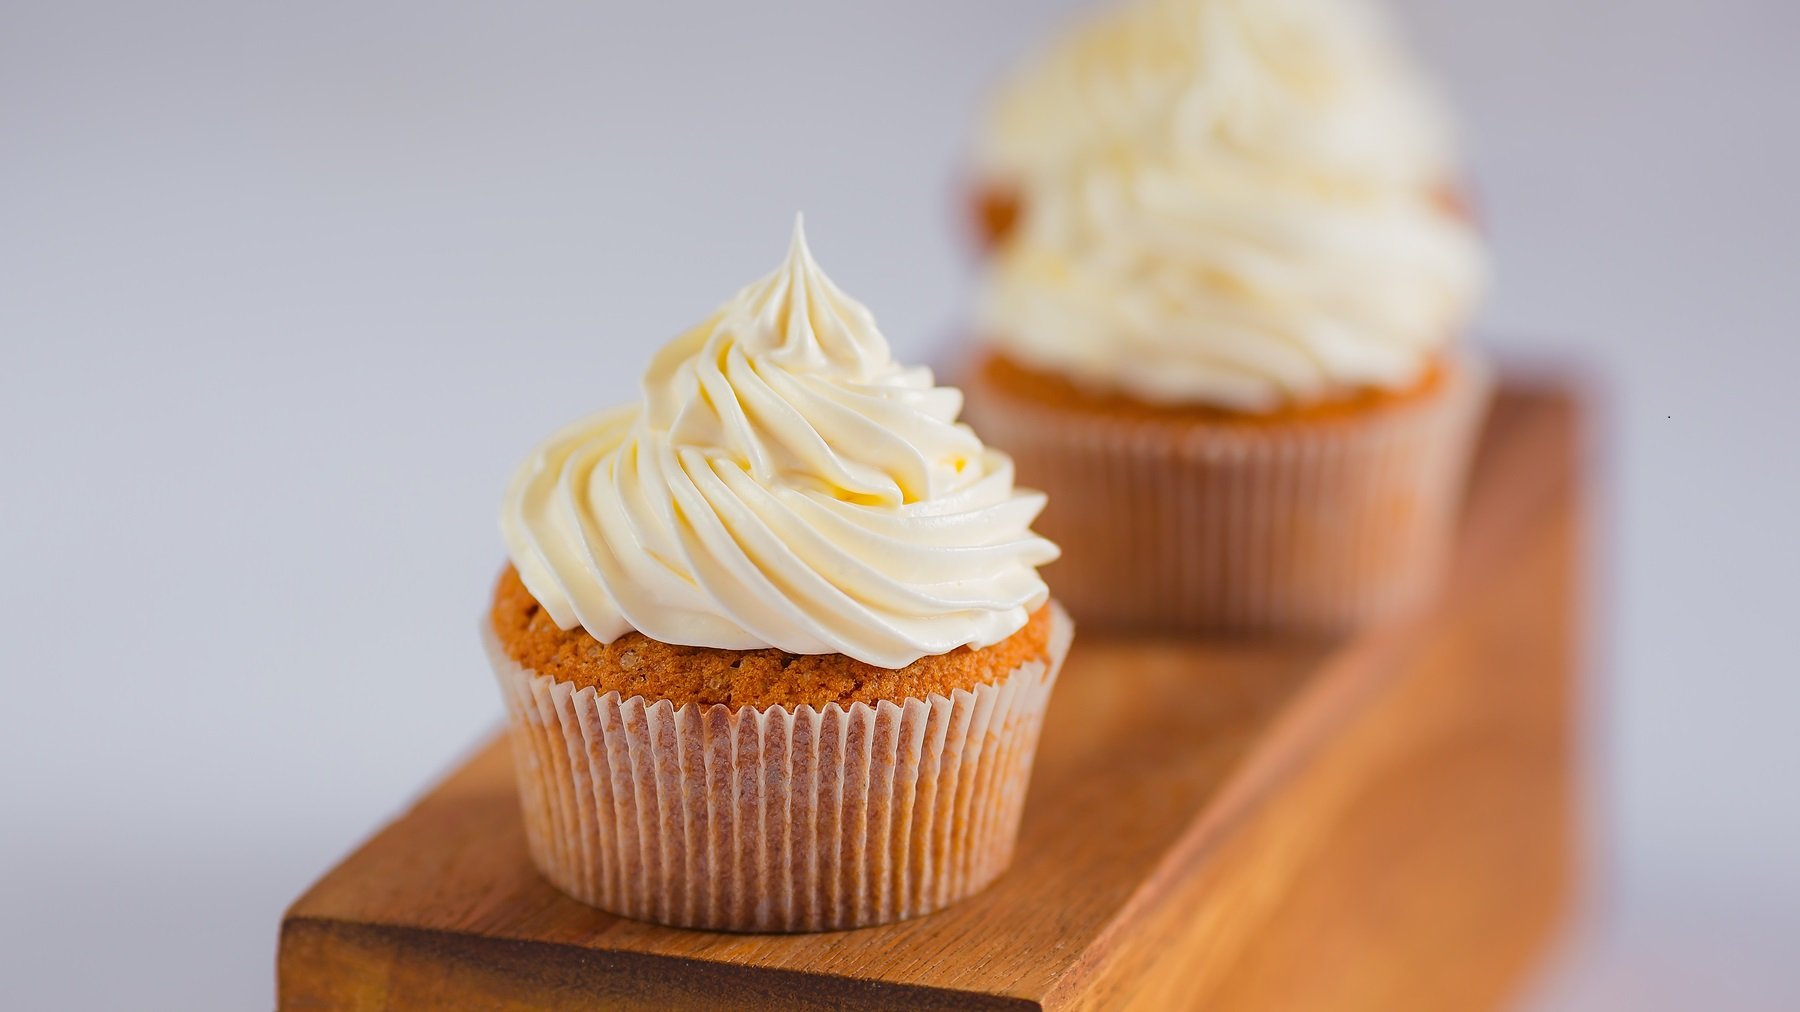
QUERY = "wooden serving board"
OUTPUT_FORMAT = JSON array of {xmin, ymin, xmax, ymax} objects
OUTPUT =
[{"xmin": 280, "ymin": 382, "xmax": 1583, "ymax": 1011}]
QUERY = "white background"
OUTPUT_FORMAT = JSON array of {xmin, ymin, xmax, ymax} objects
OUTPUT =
[{"xmin": 2, "ymin": 1, "xmax": 1795, "ymax": 1008}]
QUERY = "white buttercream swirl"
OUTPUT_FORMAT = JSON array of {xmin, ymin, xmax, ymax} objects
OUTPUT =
[
  {"xmin": 976, "ymin": 0, "xmax": 1486, "ymax": 410},
  {"xmin": 502, "ymin": 220, "xmax": 1059, "ymax": 668}
]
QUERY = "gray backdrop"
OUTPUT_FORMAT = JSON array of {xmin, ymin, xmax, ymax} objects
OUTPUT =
[{"xmin": 2, "ymin": 1, "xmax": 1794, "ymax": 1007}]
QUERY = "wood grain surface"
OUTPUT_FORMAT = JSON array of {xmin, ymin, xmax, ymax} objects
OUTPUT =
[{"xmin": 280, "ymin": 382, "xmax": 1584, "ymax": 1010}]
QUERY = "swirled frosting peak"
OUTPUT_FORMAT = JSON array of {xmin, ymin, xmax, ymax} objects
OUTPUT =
[
  {"xmin": 977, "ymin": 0, "xmax": 1486, "ymax": 411},
  {"xmin": 502, "ymin": 219, "xmax": 1059, "ymax": 668}
]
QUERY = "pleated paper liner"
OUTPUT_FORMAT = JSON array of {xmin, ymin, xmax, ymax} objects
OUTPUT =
[
  {"xmin": 962, "ymin": 357, "xmax": 1492, "ymax": 633},
  {"xmin": 486, "ymin": 604, "xmax": 1072, "ymax": 932}
]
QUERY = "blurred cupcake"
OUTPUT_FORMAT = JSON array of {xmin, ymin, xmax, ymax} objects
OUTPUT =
[
  {"xmin": 960, "ymin": 0, "xmax": 1490, "ymax": 632},
  {"xmin": 488, "ymin": 220, "xmax": 1068, "ymax": 932}
]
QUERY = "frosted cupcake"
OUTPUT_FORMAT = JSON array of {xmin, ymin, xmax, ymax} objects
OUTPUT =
[
  {"xmin": 960, "ymin": 0, "xmax": 1490, "ymax": 633},
  {"xmin": 488, "ymin": 220, "xmax": 1069, "ymax": 932}
]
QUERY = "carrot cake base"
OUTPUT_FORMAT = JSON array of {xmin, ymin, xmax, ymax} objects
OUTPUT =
[
  {"xmin": 974, "ymin": 350, "xmax": 1448, "ymax": 426},
  {"xmin": 490, "ymin": 566, "xmax": 1055, "ymax": 710}
]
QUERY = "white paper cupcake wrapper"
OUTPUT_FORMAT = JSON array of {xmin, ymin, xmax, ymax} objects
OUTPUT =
[
  {"xmin": 963, "ymin": 359, "xmax": 1492, "ymax": 633},
  {"xmin": 485, "ymin": 604, "xmax": 1072, "ymax": 932}
]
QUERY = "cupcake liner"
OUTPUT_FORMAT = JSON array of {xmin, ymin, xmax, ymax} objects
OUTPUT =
[
  {"xmin": 962, "ymin": 359, "xmax": 1491, "ymax": 633},
  {"xmin": 485, "ymin": 604, "xmax": 1072, "ymax": 932}
]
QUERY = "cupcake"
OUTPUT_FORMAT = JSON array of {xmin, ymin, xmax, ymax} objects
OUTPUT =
[
  {"xmin": 960, "ymin": 0, "xmax": 1491, "ymax": 633},
  {"xmin": 487, "ymin": 219, "xmax": 1068, "ymax": 932}
]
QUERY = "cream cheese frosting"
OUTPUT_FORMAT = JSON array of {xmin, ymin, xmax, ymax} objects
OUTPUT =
[
  {"xmin": 501, "ymin": 220, "xmax": 1059, "ymax": 668},
  {"xmin": 975, "ymin": 0, "xmax": 1486, "ymax": 411}
]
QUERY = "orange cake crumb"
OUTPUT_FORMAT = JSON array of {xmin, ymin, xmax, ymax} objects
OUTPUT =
[
  {"xmin": 975, "ymin": 350, "xmax": 1448, "ymax": 426},
  {"xmin": 972, "ymin": 183, "xmax": 1023, "ymax": 249},
  {"xmin": 489, "ymin": 566, "xmax": 1054, "ymax": 710}
]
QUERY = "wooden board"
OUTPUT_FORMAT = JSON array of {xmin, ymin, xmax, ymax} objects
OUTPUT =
[{"xmin": 280, "ymin": 382, "xmax": 1583, "ymax": 1011}]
